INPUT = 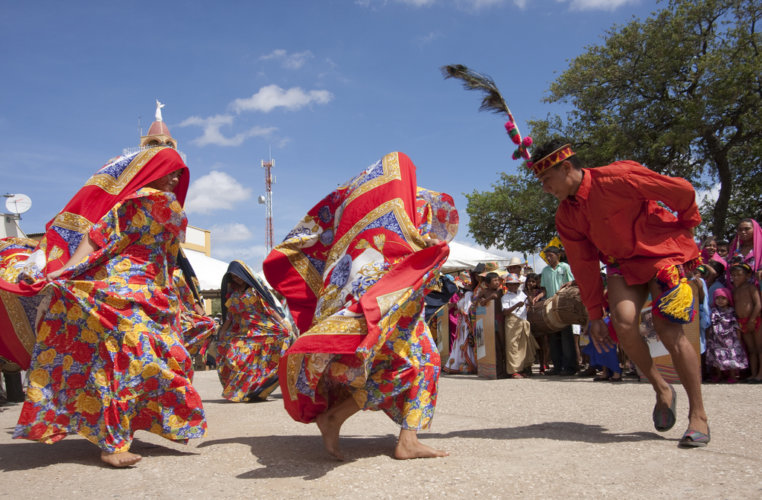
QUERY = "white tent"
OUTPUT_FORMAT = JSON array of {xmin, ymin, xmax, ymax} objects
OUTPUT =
[
  {"xmin": 184, "ymin": 250, "xmax": 230, "ymax": 290},
  {"xmin": 442, "ymin": 241, "xmax": 512, "ymax": 273},
  {"xmin": 184, "ymin": 241, "xmax": 514, "ymax": 287}
]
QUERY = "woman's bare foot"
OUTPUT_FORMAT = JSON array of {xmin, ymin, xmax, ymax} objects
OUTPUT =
[
  {"xmin": 394, "ymin": 429, "xmax": 448, "ymax": 460},
  {"xmin": 316, "ymin": 412, "xmax": 345, "ymax": 461},
  {"xmin": 100, "ymin": 451, "xmax": 142, "ymax": 468}
]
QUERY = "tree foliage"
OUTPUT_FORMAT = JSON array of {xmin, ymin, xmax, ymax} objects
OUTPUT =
[
  {"xmin": 467, "ymin": 0, "xmax": 762, "ymax": 249},
  {"xmin": 465, "ymin": 169, "xmax": 558, "ymax": 253}
]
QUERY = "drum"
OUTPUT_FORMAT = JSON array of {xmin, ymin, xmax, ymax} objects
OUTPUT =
[{"xmin": 528, "ymin": 285, "xmax": 588, "ymax": 337}]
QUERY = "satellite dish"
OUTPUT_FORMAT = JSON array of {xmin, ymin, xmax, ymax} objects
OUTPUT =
[
  {"xmin": 257, "ymin": 195, "xmax": 266, "ymax": 204},
  {"xmin": 5, "ymin": 193, "xmax": 32, "ymax": 214}
]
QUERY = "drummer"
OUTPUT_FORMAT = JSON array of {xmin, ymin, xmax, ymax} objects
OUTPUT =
[
  {"xmin": 540, "ymin": 246, "xmax": 577, "ymax": 376},
  {"xmin": 530, "ymin": 138, "xmax": 709, "ymax": 448}
]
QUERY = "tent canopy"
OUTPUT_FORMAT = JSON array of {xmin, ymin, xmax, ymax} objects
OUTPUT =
[
  {"xmin": 184, "ymin": 250, "xmax": 230, "ymax": 290},
  {"xmin": 442, "ymin": 241, "xmax": 512, "ymax": 274},
  {"xmin": 184, "ymin": 241, "xmax": 514, "ymax": 289}
]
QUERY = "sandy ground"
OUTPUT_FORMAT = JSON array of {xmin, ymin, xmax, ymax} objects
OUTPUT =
[{"xmin": 1, "ymin": 369, "xmax": 760, "ymax": 499}]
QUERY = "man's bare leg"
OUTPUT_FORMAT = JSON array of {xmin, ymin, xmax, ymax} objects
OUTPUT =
[
  {"xmin": 607, "ymin": 277, "xmax": 675, "ymax": 424},
  {"xmin": 394, "ymin": 428, "xmax": 448, "ymax": 460},
  {"xmin": 100, "ymin": 450, "xmax": 142, "ymax": 468},
  {"xmin": 646, "ymin": 280, "xmax": 709, "ymax": 436},
  {"xmin": 315, "ymin": 397, "xmax": 360, "ymax": 460}
]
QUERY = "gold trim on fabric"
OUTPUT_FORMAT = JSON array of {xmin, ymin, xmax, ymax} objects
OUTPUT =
[
  {"xmin": 375, "ymin": 287, "xmax": 412, "ymax": 316},
  {"xmin": 84, "ymin": 148, "xmax": 163, "ymax": 195},
  {"xmin": 278, "ymin": 245, "xmax": 324, "ymax": 298},
  {"xmin": 300, "ymin": 315, "xmax": 367, "ymax": 337},
  {"xmin": 343, "ymin": 152, "xmax": 403, "ymax": 207},
  {"xmin": 0, "ymin": 290, "xmax": 36, "ymax": 354},
  {"xmin": 286, "ymin": 353, "xmax": 305, "ymax": 402},
  {"xmin": 51, "ymin": 212, "xmax": 94, "ymax": 233},
  {"xmin": 326, "ymin": 199, "xmax": 425, "ymax": 270},
  {"xmin": 0, "ymin": 237, "xmax": 38, "ymax": 252}
]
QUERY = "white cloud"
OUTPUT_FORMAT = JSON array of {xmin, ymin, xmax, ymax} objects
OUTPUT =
[
  {"xmin": 565, "ymin": 0, "xmax": 639, "ymax": 11},
  {"xmin": 178, "ymin": 114, "xmax": 275, "ymax": 147},
  {"xmin": 210, "ymin": 222, "xmax": 254, "ymax": 242},
  {"xmin": 259, "ymin": 49, "xmax": 314, "ymax": 69},
  {"xmin": 230, "ymin": 85, "xmax": 334, "ymax": 114},
  {"xmin": 185, "ymin": 170, "xmax": 252, "ymax": 214},
  {"xmin": 212, "ymin": 244, "xmax": 270, "ymax": 269},
  {"xmin": 398, "ymin": 0, "xmax": 436, "ymax": 6},
  {"xmin": 513, "ymin": 0, "xmax": 528, "ymax": 8},
  {"xmin": 417, "ymin": 31, "xmax": 442, "ymax": 45},
  {"xmin": 455, "ymin": 0, "xmax": 506, "ymax": 10}
]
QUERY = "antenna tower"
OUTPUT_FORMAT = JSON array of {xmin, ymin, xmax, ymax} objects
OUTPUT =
[{"xmin": 261, "ymin": 157, "xmax": 275, "ymax": 253}]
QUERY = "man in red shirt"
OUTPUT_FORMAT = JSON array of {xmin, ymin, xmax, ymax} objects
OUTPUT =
[{"xmin": 530, "ymin": 139, "xmax": 709, "ymax": 448}]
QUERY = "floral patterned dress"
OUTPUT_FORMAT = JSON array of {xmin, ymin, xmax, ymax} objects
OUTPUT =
[
  {"xmin": 14, "ymin": 188, "xmax": 206, "ymax": 453},
  {"xmin": 265, "ymin": 152, "xmax": 458, "ymax": 430},
  {"xmin": 173, "ymin": 268, "xmax": 216, "ymax": 356},
  {"xmin": 706, "ymin": 306, "xmax": 749, "ymax": 371},
  {"xmin": 216, "ymin": 288, "xmax": 292, "ymax": 402}
]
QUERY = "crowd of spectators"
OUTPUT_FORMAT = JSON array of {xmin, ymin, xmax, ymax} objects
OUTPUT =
[{"xmin": 431, "ymin": 217, "xmax": 762, "ymax": 385}]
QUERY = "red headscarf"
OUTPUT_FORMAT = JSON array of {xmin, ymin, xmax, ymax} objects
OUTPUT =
[{"xmin": 43, "ymin": 147, "xmax": 189, "ymax": 273}]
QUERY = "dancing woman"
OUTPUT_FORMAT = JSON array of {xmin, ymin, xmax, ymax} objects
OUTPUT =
[
  {"xmin": 264, "ymin": 152, "xmax": 458, "ymax": 460},
  {"xmin": 1, "ymin": 147, "xmax": 206, "ymax": 467},
  {"xmin": 215, "ymin": 261, "xmax": 293, "ymax": 402},
  {"xmin": 173, "ymin": 250, "xmax": 216, "ymax": 357}
]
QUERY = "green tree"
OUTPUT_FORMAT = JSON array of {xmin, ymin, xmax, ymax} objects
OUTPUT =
[{"xmin": 467, "ymin": 0, "xmax": 762, "ymax": 249}]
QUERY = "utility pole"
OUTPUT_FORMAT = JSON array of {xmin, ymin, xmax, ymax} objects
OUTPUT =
[{"xmin": 261, "ymin": 158, "xmax": 275, "ymax": 253}]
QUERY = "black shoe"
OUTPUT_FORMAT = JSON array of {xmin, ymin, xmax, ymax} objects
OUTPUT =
[
  {"xmin": 544, "ymin": 369, "xmax": 561, "ymax": 376},
  {"xmin": 559, "ymin": 369, "xmax": 577, "ymax": 377}
]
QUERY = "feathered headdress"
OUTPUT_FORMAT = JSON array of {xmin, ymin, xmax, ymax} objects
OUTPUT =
[{"xmin": 441, "ymin": 64, "xmax": 533, "ymax": 163}]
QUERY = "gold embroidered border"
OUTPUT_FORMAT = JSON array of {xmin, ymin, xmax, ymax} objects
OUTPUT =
[
  {"xmin": 278, "ymin": 245, "xmax": 324, "ymax": 298},
  {"xmin": 300, "ymin": 315, "xmax": 367, "ymax": 337},
  {"xmin": 326, "ymin": 198, "xmax": 426, "ymax": 271},
  {"xmin": 51, "ymin": 211, "xmax": 94, "ymax": 234},
  {"xmin": 342, "ymin": 152, "xmax": 403, "ymax": 207},
  {"xmin": 0, "ymin": 290, "xmax": 36, "ymax": 355},
  {"xmin": 374, "ymin": 287, "xmax": 412, "ymax": 316},
  {"xmin": 84, "ymin": 147, "xmax": 163, "ymax": 195}
]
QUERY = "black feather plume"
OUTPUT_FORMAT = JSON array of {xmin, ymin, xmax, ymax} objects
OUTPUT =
[{"xmin": 441, "ymin": 64, "xmax": 514, "ymax": 121}]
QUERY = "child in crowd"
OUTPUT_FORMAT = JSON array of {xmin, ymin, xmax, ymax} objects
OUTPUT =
[
  {"xmin": 706, "ymin": 288, "xmax": 748, "ymax": 383},
  {"xmin": 474, "ymin": 271, "xmax": 503, "ymax": 306},
  {"xmin": 716, "ymin": 240, "xmax": 729, "ymax": 259},
  {"xmin": 524, "ymin": 273, "xmax": 550, "ymax": 373},
  {"xmin": 445, "ymin": 273, "xmax": 478, "ymax": 374},
  {"xmin": 691, "ymin": 266, "xmax": 711, "ymax": 366},
  {"xmin": 501, "ymin": 273, "xmax": 537, "ymax": 379},
  {"xmin": 730, "ymin": 263, "xmax": 762, "ymax": 382},
  {"xmin": 705, "ymin": 260, "xmax": 726, "ymax": 295}
]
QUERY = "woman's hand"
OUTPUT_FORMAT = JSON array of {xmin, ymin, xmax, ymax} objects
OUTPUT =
[
  {"xmin": 45, "ymin": 269, "xmax": 65, "ymax": 282},
  {"xmin": 589, "ymin": 318, "xmax": 615, "ymax": 354}
]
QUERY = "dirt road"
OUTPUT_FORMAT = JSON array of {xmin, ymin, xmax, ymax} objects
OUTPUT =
[{"xmin": 1, "ymin": 370, "xmax": 759, "ymax": 499}]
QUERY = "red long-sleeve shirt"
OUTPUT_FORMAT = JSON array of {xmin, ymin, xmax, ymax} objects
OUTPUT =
[{"xmin": 555, "ymin": 161, "xmax": 701, "ymax": 321}]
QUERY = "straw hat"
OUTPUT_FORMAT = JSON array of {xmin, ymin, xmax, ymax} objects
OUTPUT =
[{"xmin": 507, "ymin": 256, "xmax": 524, "ymax": 268}]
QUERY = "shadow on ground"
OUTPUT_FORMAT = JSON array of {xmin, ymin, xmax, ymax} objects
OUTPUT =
[
  {"xmin": 0, "ymin": 437, "xmax": 198, "ymax": 471},
  {"xmin": 199, "ymin": 421, "xmax": 662, "ymax": 480}
]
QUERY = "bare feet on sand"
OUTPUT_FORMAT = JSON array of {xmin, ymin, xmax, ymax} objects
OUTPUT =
[
  {"xmin": 316, "ymin": 412, "xmax": 345, "ymax": 461},
  {"xmin": 394, "ymin": 429, "xmax": 448, "ymax": 460},
  {"xmin": 100, "ymin": 451, "xmax": 142, "ymax": 468}
]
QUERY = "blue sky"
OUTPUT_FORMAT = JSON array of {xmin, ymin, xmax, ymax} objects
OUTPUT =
[{"xmin": 1, "ymin": 0, "xmax": 661, "ymax": 270}]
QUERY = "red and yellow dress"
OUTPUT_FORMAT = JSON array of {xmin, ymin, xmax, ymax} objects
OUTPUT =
[
  {"xmin": 216, "ymin": 287, "xmax": 292, "ymax": 402},
  {"xmin": 13, "ymin": 187, "xmax": 206, "ymax": 453},
  {"xmin": 173, "ymin": 267, "xmax": 216, "ymax": 356},
  {"xmin": 264, "ymin": 152, "xmax": 458, "ymax": 430}
]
